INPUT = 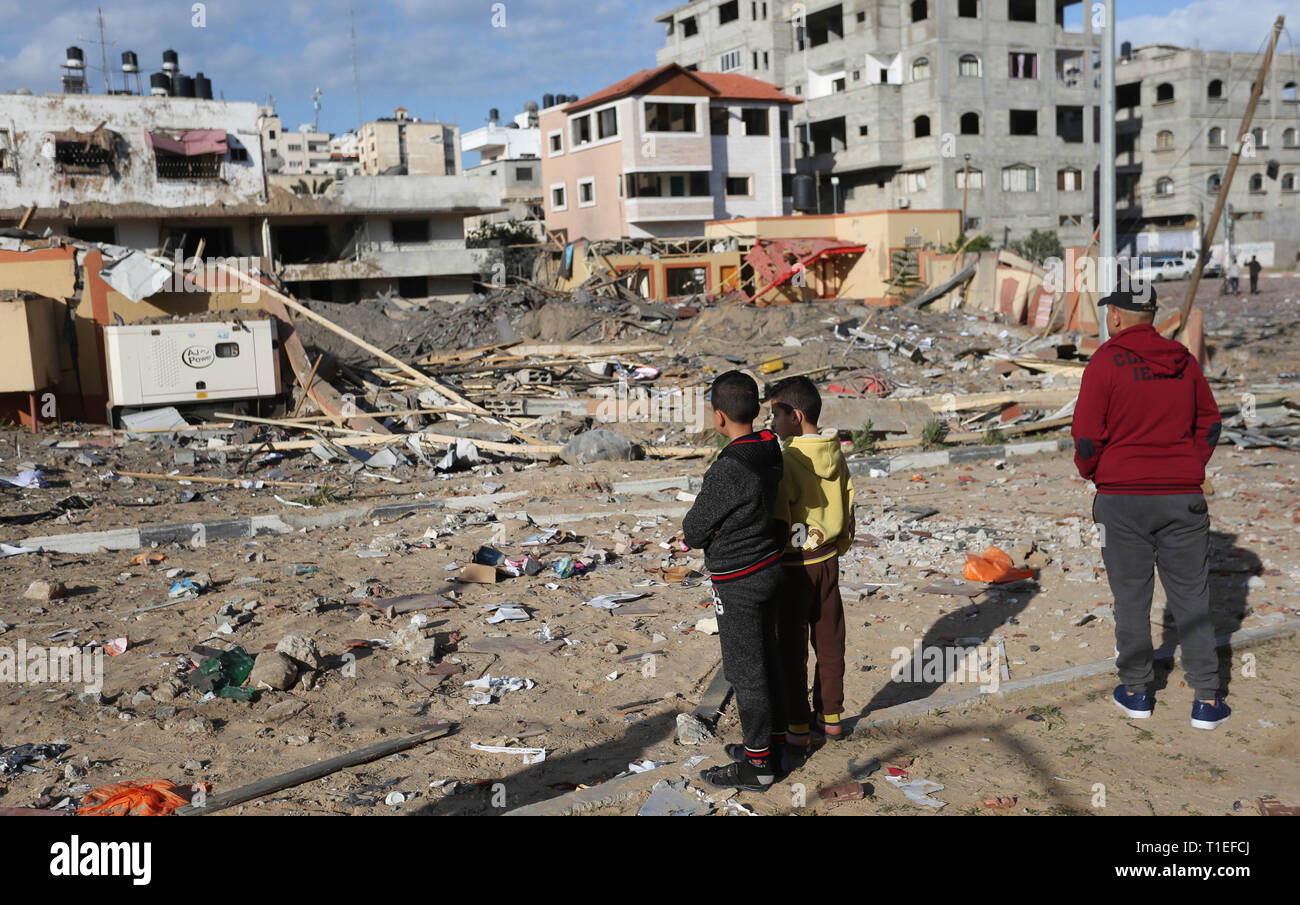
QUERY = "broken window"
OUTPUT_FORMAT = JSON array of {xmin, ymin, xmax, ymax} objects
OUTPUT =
[
  {"xmin": 273, "ymin": 225, "xmax": 331, "ymax": 264},
  {"xmin": 645, "ymin": 102, "xmax": 696, "ymax": 132},
  {"xmin": 571, "ymin": 114, "xmax": 592, "ymax": 146},
  {"xmin": 52, "ymin": 127, "xmax": 120, "ymax": 174},
  {"xmin": 391, "ymin": 219, "xmax": 430, "ymax": 244},
  {"xmin": 1056, "ymin": 105, "xmax": 1083, "ymax": 142},
  {"xmin": 597, "ymin": 107, "xmax": 618, "ymax": 139},
  {"xmin": 1009, "ymin": 52, "xmax": 1037, "ymax": 79},
  {"xmin": 711, "ymin": 107, "xmax": 730, "ymax": 135},
  {"xmin": 1010, "ymin": 109, "xmax": 1038, "ymax": 136},
  {"xmin": 150, "ymin": 129, "xmax": 227, "ymax": 180},
  {"xmin": 742, "ymin": 108, "xmax": 770, "ymax": 135},
  {"xmin": 0, "ymin": 129, "xmax": 14, "ymax": 172},
  {"xmin": 664, "ymin": 266, "xmax": 707, "ymax": 296},
  {"xmin": 167, "ymin": 226, "xmax": 236, "ymax": 259},
  {"xmin": 1008, "ymin": 0, "xmax": 1035, "ymax": 22}
]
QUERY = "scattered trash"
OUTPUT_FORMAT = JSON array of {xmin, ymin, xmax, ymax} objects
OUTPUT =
[
  {"xmin": 963, "ymin": 546, "xmax": 1035, "ymax": 584},
  {"xmin": 884, "ymin": 774, "xmax": 947, "ymax": 809},
  {"xmin": 77, "ymin": 779, "xmax": 197, "ymax": 816},
  {"xmin": 470, "ymin": 743, "xmax": 546, "ymax": 764}
]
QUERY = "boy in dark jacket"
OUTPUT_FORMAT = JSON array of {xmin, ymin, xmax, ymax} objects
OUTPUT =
[{"xmin": 683, "ymin": 371, "xmax": 788, "ymax": 791}]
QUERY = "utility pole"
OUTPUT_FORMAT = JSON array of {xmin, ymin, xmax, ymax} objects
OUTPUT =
[
  {"xmin": 312, "ymin": 86, "xmax": 322, "ymax": 133},
  {"xmin": 1178, "ymin": 15, "xmax": 1284, "ymax": 334},
  {"xmin": 961, "ymin": 153, "xmax": 971, "ymax": 231},
  {"xmin": 350, "ymin": 6, "xmax": 363, "ymax": 131},
  {"xmin": 1099, "ymin": 0, "xmax": 1115, "ymax": 342}
]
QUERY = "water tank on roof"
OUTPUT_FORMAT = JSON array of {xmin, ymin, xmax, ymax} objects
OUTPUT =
[
  {"xmin": 489, "ymin": 107, "xmax": 499, "ymax": 123},
  {"xmin": 792, "ymin": 174, "xmax": 817, "ymax": 212},
  {"xmin": 568, "ymin": 94, "xmax": 579, "ymax": 103},
  {"xmin": 149, "ymin": 72, "xmax": 171, "ymax": 96},
  {"xmin": 174, "ymin": 74, "xmax": 195, "ymax": 97},
  {"xmin": 542, "ymin": 93, "xmax": 554, "ymax": 108},
  {"xmin": 195, "ymin": 72, "xmax": 213, "ymax": 99},
  {"xmin": 525, "ymin": 100, "xmax": 538, "ymax": 112},
  {"xmin": 162, "ymin": 49, "xmax": 179, "ymax": 72},
  {"xmin": 1120, "ymin": 41, "xmax": 1132, "ymax": 60},
  {"xmin": 121, "ymin": 50, "xmax": 139, "ymax": 73},
  {"xmin": 66, "ymin": 47, "xmax": 85, "ymax": 68}
]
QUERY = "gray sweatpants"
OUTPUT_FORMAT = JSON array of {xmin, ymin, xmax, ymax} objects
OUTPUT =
[{"xmin": 1092, "ymin": 493, "xmax": 1219, "ymax": 700}]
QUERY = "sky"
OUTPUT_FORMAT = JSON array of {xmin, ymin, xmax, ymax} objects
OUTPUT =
[{"xmin": 1, "ymin": 0, "xmax": 1295, "ymax": 154}]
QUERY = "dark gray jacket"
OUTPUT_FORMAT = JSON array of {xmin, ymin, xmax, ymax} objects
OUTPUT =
[{"xmin": 682, "ymin": 430, "xmax": 785, "ymax": 580}]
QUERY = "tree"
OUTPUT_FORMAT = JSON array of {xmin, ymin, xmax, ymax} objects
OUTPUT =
[
  {"xmin": 1009, "ymin": 229, "xmax": 1064, "ymax": 265},
  {"xmin": 941, "ymin": 232, "xmax": 994, "ymax": 254}
]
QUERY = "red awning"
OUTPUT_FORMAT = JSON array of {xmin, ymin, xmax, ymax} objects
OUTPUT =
[{"xmin": 147, "ymin": 129, "xmax": 228, "ymax": 156}]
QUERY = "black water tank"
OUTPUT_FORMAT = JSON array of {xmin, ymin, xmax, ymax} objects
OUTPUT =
[
  {"xmin": 489, "ymin": 107, "xmax": 499, "ymax": 122},
  {"xmin": 174, "ymin": 74, "xmax": 195, "ymax": 97},
  {"xmin": 543, "ymin": 93, "xmax": 555, "ymax": 108},
  {"xmin": 1120, "ymin": 41, "xmax": 1132, "ymax": 60},
  {"xmin": 149, "ymin": 72, "xmax": 171, "ymax": 96},
  {"xmin": 792, "ymin": 174, "xmax": 817, "ymax": 212},
  {"xmin": 162, "ymin": 49, "xmax": 179, "ymax": 71},
  {"xmin": 195, "ymin": 72, "xmax": 213, "ymax": 99},
  {"xmin": 66, "ymin": 46, "xmax": 85, "ymax": 66},
  {"xmin": 568, "ymin": 94, "xmax": 579, "ymax": 103},
  {"xmin": 121, "ymin": 50, "xmax": 139, "ymax": 72}
]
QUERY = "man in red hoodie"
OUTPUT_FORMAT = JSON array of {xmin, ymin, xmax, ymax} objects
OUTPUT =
[{"xmin": 1073, "ymin": 286, "xmax": 1229, "ymax": 730}]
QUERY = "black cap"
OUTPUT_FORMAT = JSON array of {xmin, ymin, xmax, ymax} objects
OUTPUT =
[{"xmin": 1098, "ymin": 284, "xmax": 1157, "ymax": 313}]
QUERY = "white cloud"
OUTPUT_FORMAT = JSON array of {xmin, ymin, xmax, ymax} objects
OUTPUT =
[{"xmin": 1117, "ymin": 0, "xmax": 1295, "ymax": 53}]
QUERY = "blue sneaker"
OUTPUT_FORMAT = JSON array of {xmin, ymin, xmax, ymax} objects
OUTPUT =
[
  {"xmin": 1191, "ymin": 697, "xmax": 1231, "ymax": 730},
  {"xmin": 1113, "ymin": 685, "xmax": 1154, "ymax": 719}
]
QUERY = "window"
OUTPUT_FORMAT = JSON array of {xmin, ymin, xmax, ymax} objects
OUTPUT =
[
  {"xmin": 1285, "ymin": 81, "xmax": 1298, "ymax": 102},
  {"xmin": 268, "ymin": 129, "xmax": 277, "ymax": 140},
  {"xmin": 1059, "ymin": 214, "xmax": 1083, "ymax": 227},
  {"xmin": 391, "ymin": 219, "xmax": 430, "ymax": 243},
  {"xmin": 719, "ymin": 0, "xmax": 739, "ymax": 24},
  {"xmin": 1155, "ymin": 82, "xmax": 1174, "ymax": 103},
  {"xmin": 960, "ymin": 112, "xmax": 980, "ymax": 134},
  {"xmin": 913, "ymin": 115, "xmax": 931, "ymax": 138},
  {"xmin": 725, "ymin": 175, "xmax": 751, "ymax": 196},
  {"xmin": 741, "ymin": 108, "xmax": 770, "ymax": 135},
  {"xmin": 56, "ymin": 137, "xmax": 116, "ymax": 172},
  {"xmin": 550, "ymin": 183, "xmax": 567, "ymax": 210},
  {"xmin": 1282, "ymin": 173, "xmax": 1296, "ymax": 191},
  {"xmin": 1207, "ymin": 79, "xmax": 1223, "ymax": 100},
  {"xmin": 155, "ymin": 151, "xmax": 220, "ymax": 179},
  {"xmin": 858, "ymin": 124, "xmax": 870, "ymax": 137},
  {"xmin": 959, "ymin": 54, "xmax": 981, "ymax": 77},
  {"xmin": 1009, "ymin": 109, "xmax": 1037, "ymax": 135},
  {"xmin": 910, "ymin": 0, "xmax": 927, "ymax": 22},
  {"xmin": 912, "ymin": 57, "xmax": 930, "ymax": 80},
  {"xmin": 397, "ymin": 277, "xmax": 427, "ymax": 298},
  {"xmin": 955, "ymin": 167, "xmax": 983, "ymax": 189},
  {"xmin": 721, "ymin": 49, "xmax": 742, "ymax": 71},
  {"xmin": 515, "ymin": 166, "xmax": 533, "ymax": 181},
  {"xmin": 1155, "ymin": 177, "xmax": 1173, "ymax": 196},
  {"xmin": 782, "ymin": 173, "xmax": 794, "ymax": 197},
  {"xmin": 780, "ymin": 110, "xmax": 789, "ymax": 137},
  {"xmin": 1207, "ymin": 174, "xmax": 1221, "ymax": 193},
  {"xmin": 1009, "ymin": 52, "xmax": 1037, "ymax": 78},
  {"xmin": 66, "ymin": 225, "xmax": 116, "ymax": 244},
  {"xmin": 959, "ymin": 0, "xmax": 978, "ymax": 16},
  {"xmin": 1008, "ymin": 0, "xmax": 1035, "ymax": 22},
  {"xmin": 645, "ymin": 102, "xmax": 696, "ymax": 132},
  {"xmin": 711, "ymin": 107, "xmax": 730, "ymax": 135},
  {"xmin": 901, "ymin": 169, "xmax": 928, "ymax": 193},
  {"xmin": 571, "ymin": 114, "xmax": 592, "ymax": 146},
  {"xmin": 1002, "ymin": 163, "xmax": 1036, "ymax": 192},
  {"xmin": 287, "ymin": 142, "xmax": 302, "ymax": 151},
  {"xmin": 1057, "ymin": 167, "xmax": 1081, "ymax": 191},
  {"xmin": 578, "ymin": 177, "xmax": 596, "ymax": 206},
  {"xmin": 832, "ymin": 77, "xmax": 846, "ymax": 92},
  {"xmin": 1156, "ymin": 129, "xmax": 1174, "ymax": 149},
  {"xmin": 665, "ymin": 266, "xmax": 707, "ymax": 296},
  {"xmin": 1208, "ymin": 127, "xmax": 1225, "ymax": 147},
  {"xmin": 1284, "ymin": 127, "xmax": 1297, "ymax": 147},
  {"xmin": 0, "ymin": 129, "xmax": 13, "ymax": 172},
  {"xmin": 680, "ymin": 16, "xmax": 698, "ymax": 36},
  {"xmin": 1252, "ymin": 127, "xmax": 1268, "ymax": 148},
  {"xmin": 625, "ymin": 172, "xmax": 710, "ymax": 197},
  {"xmin": 597, "ymin": 107, "xmax": 618, "ymax": 139},
  {"xmin": 1249, "ymin": 173, "xmax": 1264, "ymax": 193}
]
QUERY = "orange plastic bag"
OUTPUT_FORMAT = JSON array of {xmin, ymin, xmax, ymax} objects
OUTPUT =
[
  {"xmin": 77, "ymin": 780, "xmax": 193, "ymax": 816},
  {"xmin": 963, "ymin": 546, "xmax": 1035, "ymax": 584}
]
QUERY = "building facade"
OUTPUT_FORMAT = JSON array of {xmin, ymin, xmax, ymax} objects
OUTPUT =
[
  {"xmin": 1114, "ymin": 43, "xmax": 1300, "ymax": 266},
  {"xmin": 539, "ymin": 63, "xmax": 799, "ymax": 239},
  {"xmin": 359, "ymin": 108, "xmax": 461, "ymax": 176},
  {"xmin": 655, "ymin": 0, "xmax": 1101, "ymax": 246},
  {"xmin": 462, "ymin": 104, "xmax": 544, "ymax": 229}
]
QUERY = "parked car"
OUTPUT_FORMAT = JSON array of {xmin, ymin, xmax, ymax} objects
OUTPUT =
[{"xmin": 1150, "ymin": 257, "xmax": 1193, "ymax": 281}]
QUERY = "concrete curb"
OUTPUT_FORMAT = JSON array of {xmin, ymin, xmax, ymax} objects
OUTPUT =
[
  {"xmin": 848, "ymin": 437, "xmax": 1072, "ymax": 476},
  {"xmin": 501, "ymin": 618, "xmax": 1300, "ymax": 815}
]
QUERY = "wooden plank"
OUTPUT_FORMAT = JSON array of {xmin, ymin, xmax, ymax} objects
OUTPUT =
[
  {"xmin": 112, "ymin": 470, "xmax": 319, "ymax": 488},
  {"xmin": 176, "ymin": 723, "xmax": 453, "ymax": 815}
]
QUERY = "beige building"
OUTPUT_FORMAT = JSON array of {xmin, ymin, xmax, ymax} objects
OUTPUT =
[
  {"xmin": 359, "ymin": 107, "xmax": 461, "ymax": 176},
  {"xmin": 258, "ymin": 108, "xmax": 332, "ymax": 177}
]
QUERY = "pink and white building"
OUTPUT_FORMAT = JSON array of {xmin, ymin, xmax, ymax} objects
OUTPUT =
[{"xmin": 539, "ymin": 63, "xmax": 800, "ymax": 240}]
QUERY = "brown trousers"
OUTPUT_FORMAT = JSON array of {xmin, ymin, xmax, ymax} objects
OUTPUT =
[{"xmin": 778, "ymin": 557, "xmax": 847, "ymax": 724}]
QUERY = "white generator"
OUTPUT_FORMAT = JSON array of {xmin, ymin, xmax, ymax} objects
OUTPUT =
[{"xmin": 104, "ymin": 319, "xmax": 281, "ymax": 413}]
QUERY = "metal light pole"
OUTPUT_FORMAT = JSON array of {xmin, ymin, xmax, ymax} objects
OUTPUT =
[
  {"xmin": 961, "ymin": 153, "xmax": 971, "ymax": 231},
  {"xmin": 1099, "ymin": 0, "xmax": 1115, "ymax": 342}
]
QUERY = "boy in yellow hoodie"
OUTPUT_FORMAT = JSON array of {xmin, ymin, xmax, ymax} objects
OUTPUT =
[{"xmin": 769, "ymin": 376, "xmax": 855, "ymax": 749}]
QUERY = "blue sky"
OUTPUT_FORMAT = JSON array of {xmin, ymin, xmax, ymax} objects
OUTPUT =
[{"xmin": 1, "ymin": 0, "xmax": 1294, "ymax": 153}]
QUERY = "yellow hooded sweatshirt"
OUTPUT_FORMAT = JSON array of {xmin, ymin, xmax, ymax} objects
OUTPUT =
[{"xmin": 771, "ymin": 432, "xmax": 855, "ymax": 566}]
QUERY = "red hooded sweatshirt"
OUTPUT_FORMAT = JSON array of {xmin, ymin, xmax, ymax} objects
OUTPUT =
[{"xmin": 1072, "ymin": 323, "xmax": 1220, "ymax": 494}]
